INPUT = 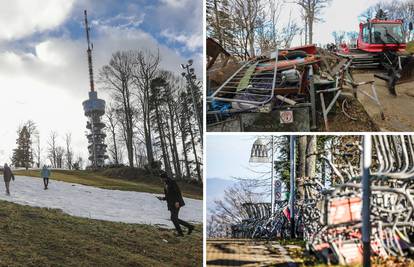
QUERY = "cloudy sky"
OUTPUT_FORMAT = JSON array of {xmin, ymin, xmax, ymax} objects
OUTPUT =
[
  {"xmin": 0, "ymin": 0, "xmax": 202, "ymax": 165},
  {"xmin": 206, "ymin": 135, "xmax": 268, "ymax": 181}
]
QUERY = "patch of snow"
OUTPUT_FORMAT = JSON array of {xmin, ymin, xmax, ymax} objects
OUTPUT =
[{"xmin": 0, "ymin": 176, "xmax": 203, "ymax": 228}]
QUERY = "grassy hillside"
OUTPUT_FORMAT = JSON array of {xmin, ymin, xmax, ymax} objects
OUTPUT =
[
  {"xmin": 11, "ymin": 168, "xmax": 202, "ymax": 199},
  {"xmin": 0, "ymin": 200, "xmax": 202, "ymax": 266}
]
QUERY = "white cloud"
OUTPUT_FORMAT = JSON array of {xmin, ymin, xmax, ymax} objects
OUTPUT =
[
  {"xmin": 160, "ymin": 0, "xmax": 187, "ymax": 8},
  {"xmin": 91, "ymin": 13, "xmax": 145, "ymax": 29},
  {"xmin": 0, "ymin": 0, "xmax": 75, "ymax": 41},
  {"xmin": 153, "ymin": 0, "xmax": 203, "ymax": 52},
  {"xmin": 161, "ymin": 29, "xmax": 203, "ymax": 52}
]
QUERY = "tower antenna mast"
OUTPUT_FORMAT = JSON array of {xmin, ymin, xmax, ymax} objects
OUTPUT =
[
  {"xmin": 82, "ymin": 9, "xmax": 107, "ymax": 170},
  {"xmin": 84, "ymin": 10, "xmax": 95, "ymax": 92}
]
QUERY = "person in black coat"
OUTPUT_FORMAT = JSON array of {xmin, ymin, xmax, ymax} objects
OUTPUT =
[
  {"xmin": 3, "ymin": 163, "xmax": 15, "ymax": 195},
  {"xmin": 157, "ymin": 171, "xmax": 194, "ymax": 236}
]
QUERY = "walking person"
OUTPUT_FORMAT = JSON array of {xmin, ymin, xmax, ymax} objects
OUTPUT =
[
  {"xmin": 41, "ymin": 165, "xmax": 51, "ymax": 190},
  {"xmin": 157, "ymin": 171, "xmax": 194, "ymax": 237},
  {"xmin": 3, "ymin": 163, "xmax": 15, "ymax": 195}
]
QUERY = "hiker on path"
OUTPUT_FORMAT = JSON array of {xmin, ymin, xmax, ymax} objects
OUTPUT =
[
  {"xmin": 157, "ymin": 171, "xmax": 194, "ymax": 237},
  {"xmin": 41, "ymin": 165, "xmax": 51, "ymax": 190},
  {"xmin": 3, "ymin": 163, "xmax": 15, "ymax": 195}
]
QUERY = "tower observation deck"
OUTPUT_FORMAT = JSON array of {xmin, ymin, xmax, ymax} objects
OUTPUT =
[{"xmin": 82, "ymin": 10, "xmax": 108, "ymax": 168}]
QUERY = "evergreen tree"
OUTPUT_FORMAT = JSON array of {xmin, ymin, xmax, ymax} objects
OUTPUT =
[{"xmin": 11, "ymin": 126, "xmax": 33, "ymax": 169}]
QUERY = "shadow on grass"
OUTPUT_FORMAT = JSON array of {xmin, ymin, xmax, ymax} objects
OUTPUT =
[
  {"xmin": 213, "ymin": 243, "xmax": 236, "ymax": 254},
  {"xmin": 207, "ymin": 259, "xmax": 260, "ymax": 266}
]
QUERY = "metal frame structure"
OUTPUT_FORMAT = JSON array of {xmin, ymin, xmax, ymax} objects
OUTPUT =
[
  {"xmin": 208, "ymin": 48, "xmax": 279, "ymax": 107},
  {"xmin": 82, "ymin": 10, "xmax": 108, "ymax": 169}
]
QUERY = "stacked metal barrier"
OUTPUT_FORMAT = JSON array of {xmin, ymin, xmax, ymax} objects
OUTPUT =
[
  {"xmin": 231, "ymin": 202, "xmax": 293, "ymax": 239},
  {"xmin": 305, "ymin": 135, "xmax": 414, "ymax": 264},
  {"xmin": 232, "ymin": 135, "xmax": 414, "ymax": 264}
]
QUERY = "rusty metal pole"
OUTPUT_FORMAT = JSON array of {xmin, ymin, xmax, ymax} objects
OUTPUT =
[
  {"xmin": 271, "ymin": 135, "xmax": 275, "ymax": 217},
  {"xmin": 362, "ymin": 135, "xmax": 372, "ymax": 267},
  {"xmin": 290, "ymin": 135, "xmax": 296, "ymax": 238}
]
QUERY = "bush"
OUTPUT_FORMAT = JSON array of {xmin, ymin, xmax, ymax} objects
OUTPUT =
[
  {"xmin": 143, "ymin": 161, "xmax": 162, "ymax": 174},
  {"xmin": 100, "ymin": 166, "xmax": 147, "ymax": 180}
]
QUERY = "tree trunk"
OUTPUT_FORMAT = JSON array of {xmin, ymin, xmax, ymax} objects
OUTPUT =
[
  {"xmin": 213, "ymin": 0, "xmax": 223, "ymax": 46},
  {"xmin": 155, "ymin": 103, "xmax": 172, "ymax": 176},
  {"xmin": 308, "ymin": 16, "xmax": 313, "ymax": 44},
  {"xmin": 297, "ymin": 136, "xmax": 307, "ymax": 178},
  {"xmin": 249, "ymin": 34, "xmax": 255, "ymax": 58},
  {"xmin": 161, "ymin": 126, "xmax": 172, "ymax": 176},
  {"xmin": 167, "ymin": 100, "xmax": 182, "ymax": 179},
  {"xmin": 112, "ymin": 129, "xmax": 118, "ymax": 165},
  {"xmin": 305, "ymin": 135, "xmax": 316, "ymax": 178},
  {"xmin": 296, "ymin": 136, "xmax": 307, "ymax": 201},
  {"xmin": 165, "ymin": 120, "xmax": 180, "ymax": 178},
  {"xmin": 174, "ymin": 108, "xmax": 191, "ymax": 179},
  {"xmin": 125, "ymin": 85, "xmax": 134, "ymax": 168},
  {"xmin": 304, "ymin": 17, "xmax": 308, "ymax": 44},
  {"xmin": 188, "ymin": 121, "xmax": 201, "ymax": 182},
  {"xmin": 143, "ymin": 88, "xmax": 155, "ymax": 167}
]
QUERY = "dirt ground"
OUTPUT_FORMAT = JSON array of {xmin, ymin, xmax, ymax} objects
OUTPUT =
[
  {"xmin": 206, "ymin": 239, "xmax": 414, "ymax": 267},
  {"xmin": 206, "ymin": 239, "xmax": 300, "ymax": 267},
  {"xmin": 315, "ymin": 70, "xmax": 414, "ymax": 132},
  {"xmin": 316, "ymin": 95, "xmax": 379, "ymax": 132},
  {"xmin": 351, "ymin": 72, "xmax": 414, "ymax": 132}
]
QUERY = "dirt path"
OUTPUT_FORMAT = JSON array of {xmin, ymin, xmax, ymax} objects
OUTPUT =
[
  {"xmin": 206, "ymin": 239, "xmax": 299, "ymax": 267},
  {"xmin": 352, "ymin": 72, "xmax": 414, "ymax": 132}
]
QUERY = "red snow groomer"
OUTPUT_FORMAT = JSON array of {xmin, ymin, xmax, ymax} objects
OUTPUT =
[
  {"xmin": 357, "ymin": 18, "xmax": 406, "ymax": 53},
  {"xmin": 338, "ymin": 10, "xmax": 414, "ymax": 95}
]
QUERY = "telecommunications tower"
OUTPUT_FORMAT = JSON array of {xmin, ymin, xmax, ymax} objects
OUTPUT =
[{"xmin": 82, "ymin": 10, "xmax": 108, "ymax": 169}]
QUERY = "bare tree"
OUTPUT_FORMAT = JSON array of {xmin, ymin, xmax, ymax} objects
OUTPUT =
[
  {"xmin": 132, "ymin": 50, "xmax": 160, "ymax": 169},
  {"xmin": 100, "ymin": 51, "xmax": 135, "ymax": 167},
  {"xmin": 256, "ymin": 0, "xmax": 283, "ymax": 53},
  {"xmin": 332, "ymin": 31, "xmax": 346, "ymax": 45},
  {"xmin": 150, "ymin": 77, "xmax": 173, "ymax": 176},
  {"xmin": 347, "ymin": 31, "xmax": 359, "ymax": 44},
  {"xmin": 209, "ymin": 180, "xmax": 263, "ymax": 237},
  {"xmin": 47, "ymin": 131, "xmax": 58, "ymax": 168},
  {"xmin": 73, "ymin": 155, "xmax": 84, "ymax": 170},
  {"xmin": 360, "ymin": 5, "xmax": 379, "ymax": 21},
  {"xmin": 64, "ymin": 133, "xmax": 73, "ymax": 170},
  {"xmin": 297, "ymin": 136, "xmax": 307, "ymax": 178},
  {"xmin": 293, "ymin": 0, "xmax": 332, "ymax": 44},
  {"xmin": 56, "ymin": 146, "xmax": 65, "ymax": 169},
  {"xmin": 232, "ymin": 0, "xmax": 263, "ymax": 58},
  {"xmin": 105, "ymin": 104, "xmax": 120, "ymax": 165},
  {"xmin": 280, "ymin": 11, "xmax": 300, "ymax": 48},
  {"xmin": 33, "ymin": 132, "xmax": 41, "ymax": 168}
]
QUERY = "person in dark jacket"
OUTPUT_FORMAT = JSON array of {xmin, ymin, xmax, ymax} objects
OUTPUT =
[
  {"xmin": 3, "ymin": 163, "xmax": 15, "ymax": 195},
  {"xmin": 41, "ymin": 165, "xmax": 51, "ymax": 190},
  {"xmin": 157, "ymin": 171, "xmax": 194, "ymax": 236}
]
